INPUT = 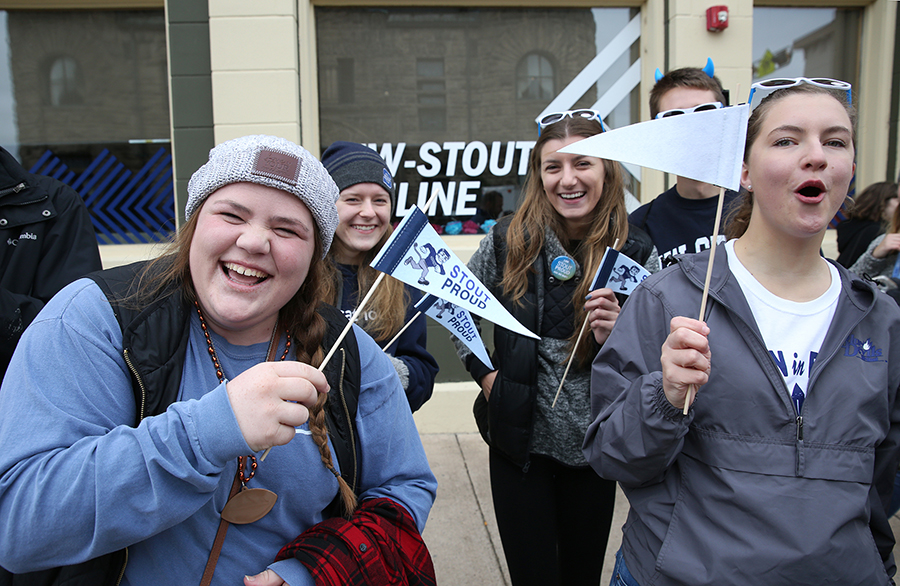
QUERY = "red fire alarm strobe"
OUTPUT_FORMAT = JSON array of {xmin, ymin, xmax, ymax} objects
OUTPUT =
[{"xmin": 706, "ymin": 5, "xmax": 729, "ymax": 32}]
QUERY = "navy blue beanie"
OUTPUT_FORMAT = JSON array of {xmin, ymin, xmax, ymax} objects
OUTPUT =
[{"xmin": 321, "ymin": 141, "xmax": 395, "ymax": 212}]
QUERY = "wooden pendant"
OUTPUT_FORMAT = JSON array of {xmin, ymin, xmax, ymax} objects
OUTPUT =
[{"xmin": 221, "ymin": 487, "xmax": 277, "ymax": 524}]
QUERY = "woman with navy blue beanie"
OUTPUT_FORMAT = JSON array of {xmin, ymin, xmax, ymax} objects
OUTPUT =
[{"xmin": 321, "ymin": 141, "xmax": 438, "ymax": 412}]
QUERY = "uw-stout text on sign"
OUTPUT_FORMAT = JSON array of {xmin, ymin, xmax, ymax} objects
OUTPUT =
[{"xmin": 367, "ymin": 141, "xmax": 536, "ymax": 217}]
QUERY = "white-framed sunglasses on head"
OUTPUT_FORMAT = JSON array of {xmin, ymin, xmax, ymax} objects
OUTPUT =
[
  {"xmin": 536, "ymin": 109, "xmax": 607, "ymax": 135},
  {"xmin": 747, "ymin": 77, "xmax": 852, "ymax": 110},
  {"xmin": 655, "ymin": 101, "xmax": 723, "ymax": 119}
]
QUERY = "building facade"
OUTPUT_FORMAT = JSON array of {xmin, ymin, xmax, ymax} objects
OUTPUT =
[
  {"xmin": 1, "ymin": 0, "xmax": 897, "ymax": 378},
  {"xmin": 3, "ymin": 0, "xmax": 896, "ymax": 224}
]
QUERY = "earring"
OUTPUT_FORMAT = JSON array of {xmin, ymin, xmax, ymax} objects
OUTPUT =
[{"xmin": 746, "ymin": 184, "xmax": 752, "ymax": 192}]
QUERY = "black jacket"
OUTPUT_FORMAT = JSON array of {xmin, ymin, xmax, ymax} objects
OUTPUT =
[
  {"xmin": 470, "ymin": 218, "xmax": 656, "ymax": 467},
  {"xmin": 0, "ymin": 146, "xmax": 101, "ymax": 379},
  {"xmin": 0, "ymin": 260, "xmax": 362, "ymax": 586},
  {"xmin": 836, "ymin": 217, "xmax": 884, "ymax": 269}
]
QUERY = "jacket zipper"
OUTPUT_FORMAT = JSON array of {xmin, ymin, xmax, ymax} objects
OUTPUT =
[
  {"xmin": 336, "ymin": 348, "xmax": 358, "ymax": 493},
  {"xmin": 694, "ymin": 288, "xmax": 810, "ymax": 474},
  {"xmin": 118, "ymin": 348, "xmax": 146, "ymax": 583},
  {"xmin": 123, "ymin": 348, "xmax": 147, "ymax": 421},
  {"xmin": 0, "ymin": 182, "xmax": 26, "ymax": 198},
  {"xmin": 115, "ymin": 548, "xmax": 128, "ymax": 586}
]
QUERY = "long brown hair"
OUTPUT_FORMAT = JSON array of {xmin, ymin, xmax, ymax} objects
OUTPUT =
[
  {"xmin": 137, "ymin": 200, "xmax": 357, "ymax": 515},
  {"xmin": 321, "ymin": 225, "xmax": 409, "ymax": 342},
  {"xmin": 503, "ymin": 115, "xmax": 629, "ymax": 367},
  {"xmin": 726, "ymin": 83, "xmax": 857, "ymax": 240}
]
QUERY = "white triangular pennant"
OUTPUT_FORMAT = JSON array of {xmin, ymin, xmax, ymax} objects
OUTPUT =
[
  {"xmin": 558, "ymin": 104, "xmax": 750, "ymax": 191},
  {"xmin": 416, "ymin": 294, "xmax": 493, "ymax": 369}
]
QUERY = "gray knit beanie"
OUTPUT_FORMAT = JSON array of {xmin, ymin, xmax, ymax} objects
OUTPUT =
[
  {"xmin": 186, "ymin": 135, "xmax": 339, "ymax": 256},
  {"xmin": 321, "ymin": 141, "xmax": 396, "ymax": 213}
]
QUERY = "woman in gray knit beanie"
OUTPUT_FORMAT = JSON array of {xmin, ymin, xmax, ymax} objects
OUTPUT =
[
  {"xmin": 320, "ymin": 141, "xmax": 438, "ymax": 412},
  {"xmin": 0, "ymin": 135, "xmax": 436, "ymax": 585}
]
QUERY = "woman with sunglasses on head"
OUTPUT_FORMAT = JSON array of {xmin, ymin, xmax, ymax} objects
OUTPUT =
[
  {"xmin": 454, "ymin": 110, "xmax": 659, "ymax": 586},
  {"xmin": 0, "ymin": 136, "xmax": 437, "ymax": 586},
  {"xmin": 585, "ymin": 80, "xmax": 900, "ymax": 585},
  {"xmin": 320, "ymin": 141, "xmax": 438, "ymax": 413}
]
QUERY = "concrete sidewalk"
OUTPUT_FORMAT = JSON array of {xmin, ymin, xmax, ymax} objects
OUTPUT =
[
  {"xmin": 414, "ymin": 382, "xmax": 900, "ymax": 585},
  {"xmin": 413, "ymin": 382, "xmax": 628, "ymax": 585}
]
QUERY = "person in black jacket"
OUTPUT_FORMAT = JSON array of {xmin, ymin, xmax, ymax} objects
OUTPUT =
[
  {"xmin": 320, "ymin": 141, "xmax": 438, "ymax": 412},
  {"xmin": 454, "ymin": 110, "xmax": 658, "ymax": 586},
  {"xmin": 836, "ymin": 180, "xmax": 898, "ymax": 268},
  {"xmin": 629, "ymin": 66, "xmax": 738, "ymax": 261},
  {"xmin": 0, "ymin": 145, "xmax": 101, "ymax": 381}
]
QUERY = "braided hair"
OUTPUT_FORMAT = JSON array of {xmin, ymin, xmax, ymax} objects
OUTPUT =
[{"xmin": 138, "ymin": 205, "xmax": 357, "ymax": 516}]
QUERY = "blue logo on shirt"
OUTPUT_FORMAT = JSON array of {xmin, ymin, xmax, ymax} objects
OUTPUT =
[{"xmin": 841, "ymin": 335, "xmax": 885, "ymax": 362}]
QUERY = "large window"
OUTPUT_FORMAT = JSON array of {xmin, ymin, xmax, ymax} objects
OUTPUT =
[
  {"xmin": 752, "ymin": 8, "xmax": 860, "ymax": 90},
  {"xmin": 517, "ymin": 53, "xmax": 555, "ymax": 101},
  {"xmin": 316, "ymin": 7, "xmax": 640, "ymax": 232},
  {"xmin": 0, "ymin": 10, "xmax": 174, "ymax": 244}
]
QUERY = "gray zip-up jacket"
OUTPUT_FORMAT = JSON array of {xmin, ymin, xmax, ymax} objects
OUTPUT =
[{"xmin": 584, "ymin": 245, "xmax": 900, "ymax": 586}]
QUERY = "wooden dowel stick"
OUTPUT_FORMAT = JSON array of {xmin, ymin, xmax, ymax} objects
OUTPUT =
[
  {"xmin": 551, "ymin": 239, "xmax": 620, "ymax": 408},
  {"xmin": 382, "ymin": 311, "xmax": 422, "ymax": 351},
  {"xmin": 552, "ymin": 314, "xmax": 589, "ymax": 408},
  {"xmin": 683, "ymin": 186, "xmax": 726, "ymax": 415}
]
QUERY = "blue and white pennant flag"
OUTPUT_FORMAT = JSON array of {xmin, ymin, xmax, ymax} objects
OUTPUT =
[
  {"xmin": 416, "ymin": 294, "xmax": 493, "ymax": 369},
  {"xmin": 372, "ymin": 207, "xmax": 538, "ymax": 340},
  {"xmin": 589, "ymin": 246, "xmax": 650, "ymax": 296}
]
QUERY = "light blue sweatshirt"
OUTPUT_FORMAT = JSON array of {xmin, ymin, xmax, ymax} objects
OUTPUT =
[{"xmin": 0, "ymin": 278, "xmax": 437, "ymax": 585}]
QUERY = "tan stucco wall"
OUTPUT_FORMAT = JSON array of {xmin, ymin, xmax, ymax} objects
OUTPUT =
[{"xmin": 208, "ymin": 0, "xmax": 303, "ymax": 145}]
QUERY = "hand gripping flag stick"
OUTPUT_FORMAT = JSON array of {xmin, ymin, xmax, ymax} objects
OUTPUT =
[
  {"xmin": 557, "ymin": 102, "xmax": 750, "ymax": 416},
  {"xmin": 262, "ymin": 191, "xmax": 502, "ymax": 460},
  {"xmin": 682, "ymin": 186, "xmax": 725, "ymax": 415},
  {"xmin": 552, "ymin": 239, "xmax": 623, "ymax": 409},
  {"xmin": 260, "ymin": 272, "xmax": 386, "ymax": 462}
]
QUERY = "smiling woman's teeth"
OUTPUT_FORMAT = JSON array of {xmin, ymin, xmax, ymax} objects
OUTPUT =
[
  {"xmin": 223, "ymin": 262, "xmax": 268, "ymax": 280},
  {"xmin": 353, "ymin": 225, "xmax": 376, "ymax": 232},
  {"xmin": 560, "ymin": 192, "xmax": 585, "ymax": 200}
]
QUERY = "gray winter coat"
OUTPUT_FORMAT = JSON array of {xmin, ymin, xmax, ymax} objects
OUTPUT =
[{"xmin": 585, "ymin": 245, "xmax": 900, "ymax": 586}]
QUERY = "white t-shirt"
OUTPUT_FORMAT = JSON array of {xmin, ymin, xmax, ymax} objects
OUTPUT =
[{"xmin": 725, "ymin": 239, "xmax": 840, "ymax": 414}]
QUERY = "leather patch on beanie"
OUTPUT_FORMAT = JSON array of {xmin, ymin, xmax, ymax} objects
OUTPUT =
[{"xmin": 253, "ymin": 149, "xmax": 300, "ymax": 185}]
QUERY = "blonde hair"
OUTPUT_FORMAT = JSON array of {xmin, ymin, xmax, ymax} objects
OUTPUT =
[
  {"xmin": 503, "ymin": 116, "xmax": 629, "ymax": 367},
  {"xmin": 322, "ymin": 225, "xmax": 409, "ymax": 342}
]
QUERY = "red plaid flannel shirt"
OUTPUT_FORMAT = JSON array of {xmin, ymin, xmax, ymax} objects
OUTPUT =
[{"xmin": 275, "ymin": 497, "xmax": 436, "ymax": 586}]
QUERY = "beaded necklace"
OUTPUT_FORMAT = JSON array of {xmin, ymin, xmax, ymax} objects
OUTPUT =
[{"xmin": 194, "ymin": 301, "xmax": 291, "ymax": 524}]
